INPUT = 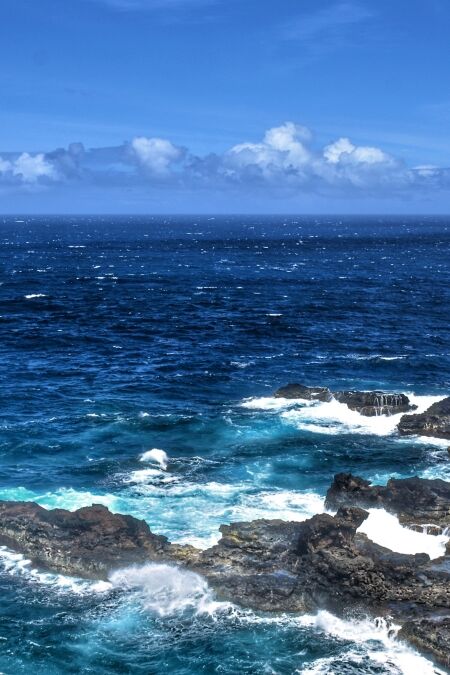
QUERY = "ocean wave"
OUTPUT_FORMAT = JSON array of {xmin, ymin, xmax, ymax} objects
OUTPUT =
[
  {"xmin": 242, "ymin": 393, "xmax": 444, "ymax": 438},
  {"xmin": 0, "ymin": 483, "xmax": 324, "ymax": 550},
  {"xmin": 0, "ymin": 546, "xmax": 111, "ymax": 594},
  {"xmin": 139, "ymin": 448, "xmax": 169, "ymax": 470},
  {"xmin": 296, "ymin": 611, "xmax": 445, "ymax": 675},
  {"xmin": 24, "ymin": 293, "xmax": 47, "ymax": 299},
  {"xmin": 109, "ymin": 563, "xmax": 229, "ymax": 616}
]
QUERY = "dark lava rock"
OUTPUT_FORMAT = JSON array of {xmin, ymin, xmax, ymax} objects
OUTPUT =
[
  {"xmin": 398, "ymin": 396, "xmax": 450, "ymax": 439},
  {"xmin": 399, "ymin": 617, "xmax": 450, "ymax": 670},
  {"xmin": 274, "ymin": 384, "xmax": 415, "ymax": 416},
  {"xmin": 274, "ymin": 384, "xmax": 333, "ymax": 401},
  {"xmin": 1, "ymin": 487, "xmax": 450, "ymax": 665},
  {"xmin": 0, "ymin": 500, "xmax": 178, "ymax": 579},
  {"xmin": 333, "ymin": 391, "xmax": 415, "ymax": 417},
  {"xmin": 325, "ymin": 473, "xmax": 450, "ymax": 530}
]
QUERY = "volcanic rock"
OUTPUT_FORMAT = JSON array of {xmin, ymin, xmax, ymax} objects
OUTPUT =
[
  {"xmin": 333, "ymin": 390, "xmax": 415, "ymax": 416},
  {"xmin": 274, "ymin": 383, "xmax": 416, "ymax": 416},
  {"xmin": 399, "ymin": 617, "xmax": 450, "ymax": 670},
  {"xmin": 325, "ymin": 473, "xmax": 450, "ymax": 530},
  {"xmin": 398, "ymin": 396, "xmax": 450, "ymax": 439},
  {"xmin": 0, "ymin": 500, "xmax": 183, "ymax": 579}
]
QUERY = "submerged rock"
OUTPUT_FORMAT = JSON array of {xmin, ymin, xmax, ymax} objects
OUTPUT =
[
  {"xmin": 325, "ymin": 473, "xmax": 450, "ymax": 530},
  {"xmin": 274, "ymin": 383, "xmax": 332, "ymax": 402},
  {"xmin": 399, "ymin": 617, "xmax": 450, "ymax": 670},
  {"xmin": 398, "ymin": 396, "xmax": 450, "ymax": 439},
  {"xmin": 274, "ymin": 383, "xmax": 415, "ymax": 416}
]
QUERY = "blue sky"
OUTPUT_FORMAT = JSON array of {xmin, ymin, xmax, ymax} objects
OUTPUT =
[{"xmin": 0, "ymin": 0, "xmax": 449, "ymax": 213}]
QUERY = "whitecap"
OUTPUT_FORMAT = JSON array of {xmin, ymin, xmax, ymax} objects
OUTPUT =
[
  {"xmin": 241, "ymin": 396, "xmax": 313, "ymax": 411},
  {"xmin": 139, "ymin": 448, "xmax": 169, "ymax": 470},
  {"xmin": 24, "ymin": 293, "xmax": 47, "ymax": 299}
]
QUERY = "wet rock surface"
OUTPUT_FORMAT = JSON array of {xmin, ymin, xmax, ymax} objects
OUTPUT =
[
  {"xmin": 274, "ymin": 383, "xmax": 416, "ymax": 416},
  {"xmin": 325, "ymin": 472, "xmax": 450, "ymax": 529},
  {"xmin": 399, "ymin": 617, "xmax": 450, "ymax": 670},
  {"xmin": 0, "ymin": 500, "xmax": 173, "ymax": 579},
  {"xmin": 333, "ymin": 390, "xmax": 414, "ymax": 416},
  {"xmin": 398, "ymin": 396, "xmax": 450, "ymax": 439},
  {"xmin": 1, "ymin": 475, "xmax": 450, "ymax": 668}
]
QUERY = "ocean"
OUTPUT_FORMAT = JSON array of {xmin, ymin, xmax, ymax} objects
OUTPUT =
[{"xmin": 0, "ymin": 215, "xmax": 449, "ymax": 674}]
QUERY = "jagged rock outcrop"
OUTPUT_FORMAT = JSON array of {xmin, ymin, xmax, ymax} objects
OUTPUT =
[
  {"xmin": 0, "ymin": 500, "xmax": 196, "ymax": 579},
  {"xmin": 274, "ymin": 384, "xmax": 332, "ymax": 402},
  {"xmin": 274, "ymin": 383, "xmax": 416, "ymax": 416},
  {"xmin": 399, "ymin": 618, "xmax": 450, "ymax": 670},
  {"xmin": 333, "ymin": 390, "xmax": 414, "ymax": 416},
  {"xmin": 325, "ymin": 473, "xmax": 450, "ymax": 531},
  {"xmin": 1, "ymin": 477, "xmax": 450, "ymax": 667},
  {"xmin": 398, "ymin": 396, "xmax": 450, "ymax": 439}
]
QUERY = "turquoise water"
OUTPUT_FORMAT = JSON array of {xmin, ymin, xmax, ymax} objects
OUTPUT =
[{"xmin": 0, "ymin": 215, "xmax": 449, "ymax": 674}]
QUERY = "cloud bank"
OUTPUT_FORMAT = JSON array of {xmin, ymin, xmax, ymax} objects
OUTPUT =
[{"xmin": 0, "ymin": 122, "xmax": 449, "ymax": 204}]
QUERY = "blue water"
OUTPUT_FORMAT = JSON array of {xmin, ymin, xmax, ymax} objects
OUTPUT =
[{"xmin": 0, "ymin": 215, "xmax": 449, "ymax": 674}]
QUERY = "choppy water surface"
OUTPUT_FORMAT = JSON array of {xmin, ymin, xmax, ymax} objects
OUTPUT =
[{"xmin": 0, "ymin": 215, "xmax": 449, "ymax": 673}]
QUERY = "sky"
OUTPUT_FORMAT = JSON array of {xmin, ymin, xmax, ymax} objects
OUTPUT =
[{"xmin": 0, "ymin": 0, "xmax": 449, "ymax": 213}]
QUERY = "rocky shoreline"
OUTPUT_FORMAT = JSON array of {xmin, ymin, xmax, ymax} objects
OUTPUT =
[
  {"xmin": 1, "ymin": 385, "xmax": 450, "ymax": 668},
  {"xmin": 1, "ymin": 471, "xmax": 450, "ymax": 670},
  {"xmin": 275, "ymin": 382, "xmax": 450, "ymax": 438}
]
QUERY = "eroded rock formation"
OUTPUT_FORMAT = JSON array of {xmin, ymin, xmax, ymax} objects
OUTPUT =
[
  {"xmin": 398, "ymin": 396, "xmax": 450, "ymax": 439},
  {"xmin": 274, "ymin": 383, "xmax": 416, "ymax": 416},
  {"xmin": 1, "ymin": 474, "xmax": 450, "ymax": 668}
]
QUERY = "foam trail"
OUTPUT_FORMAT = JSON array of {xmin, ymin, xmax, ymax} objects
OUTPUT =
[
  {"xmin": 277, "ymin": 393, "xmax": 445, "ymax": 437},
  {"xmin": 357, "ymin": 509, "xmax": 449, "ymax": 559},
  {"xmin": 0, "ymin": 546, "xmax": 111, "ymax": 594},
  {"xmin": 109, "ymin": 563, "xmax": 230, "ymax": 616},
  {"xmin": 298, "ymin": 611, "xmax": 446, "ymax": 675},
  {"xmin": 140, "ymin": 448, "xmax": 169, "ymax": 470}
]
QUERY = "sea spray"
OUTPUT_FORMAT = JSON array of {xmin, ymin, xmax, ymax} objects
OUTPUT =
[
  {"xmin": 140, "ymin": 448, "xmax": 169, "ymax": 470},
  {"xmin": 109, "ymin": 564, "xmax": 229, "ymax": 616},
  {"xmin": 357, "ymin": 508, "xmax": 449, "ymax": 559}
]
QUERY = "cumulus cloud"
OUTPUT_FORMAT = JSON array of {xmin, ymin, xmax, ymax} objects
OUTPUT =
[
  {"xmin": 0, "ymin": 122, "xmax": 449, "ymax": 201},
  {"xmin": 130, "ymin": 137, "xmax": 184, "ymax": 175},
  {"xmin": 0, "ymin": 152, "xmax": 57, "ymax": 184}
]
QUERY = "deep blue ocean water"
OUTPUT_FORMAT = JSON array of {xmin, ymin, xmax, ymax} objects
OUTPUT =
[{"xmin": 0, "ymin": 215, "xmax": 449, "ymax": 674}]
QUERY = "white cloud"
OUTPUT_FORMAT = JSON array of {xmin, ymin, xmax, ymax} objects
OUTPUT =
[
  {"xmin": 131, "ymin": 136, "xmax": 183, "ymax": 175},
  {"xmin": 324, "ymin": 137, "xmax": 392, "ymax": 165},
  {"xmin": 0, "ymin": 153, "xmax": 57, "ymax": 184},
  {"xmin": 12, "ymin": 153, "xmax": 57, "ymax": 183},
  {"xmin": 227, "ymin": 122, "xmax": 311, "ymax": 177},
  {"xmin": 1, "ymin": 121, "xmax": 449, "ymax": 200}
]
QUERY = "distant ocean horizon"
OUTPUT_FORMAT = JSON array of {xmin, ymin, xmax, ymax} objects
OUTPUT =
[{"xmin": 0, "ymin": 215, "xmax": 449, "ymax": 674}]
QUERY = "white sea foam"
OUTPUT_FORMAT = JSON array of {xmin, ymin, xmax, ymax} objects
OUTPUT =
[
  {"xmin": 357, "ymin": 509, "xmax": 449, "ymax": 559},
  {"xmin": 139, "ymin": 448, "xmax": 169, "ymax": 470},
  {"xmin": 126, "ymin": 468, "xmax": 177, "ymax": 485},
  {"xmin": 109, "ymin": 563, "xmax": 229, "ymax": 616},
  {"xmin": 24, "ymin": 293, "xmax": 47, "ymax": 299},
  {"xmin": 0, "ymin": 546, "xmax": 111, "ymax": 594},
  {"xmin": 297, "ymin": 611, "xmax": 445, "ymax": 675},
  {"xmin": 241, "ymin": 396, "xmax": 314, "ymax": 411},
  {"xmin": 278, "ymin": 393, "xmax": 445, "ymax": 437}
]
